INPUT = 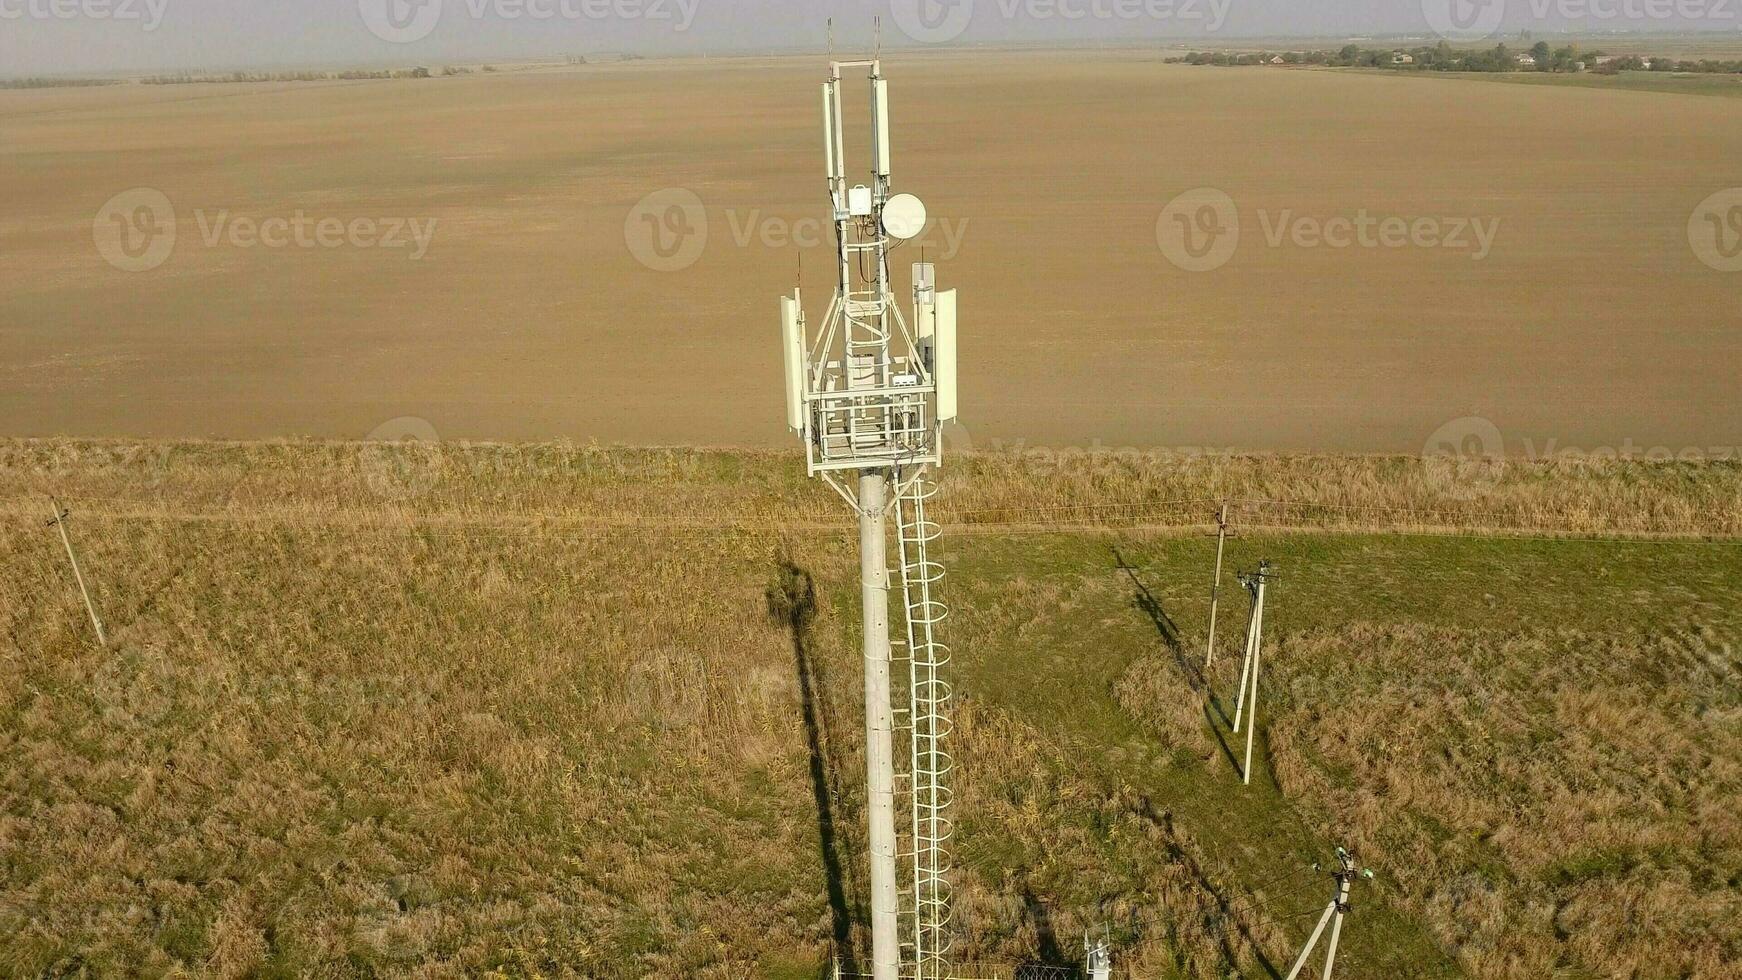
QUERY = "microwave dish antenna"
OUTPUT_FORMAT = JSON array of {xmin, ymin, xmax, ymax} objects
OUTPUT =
[{"xmin": 882, "ymin": 193, "xmax": 928, "ymax": 240}]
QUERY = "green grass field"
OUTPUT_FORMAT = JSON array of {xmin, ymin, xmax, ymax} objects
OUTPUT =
[{"xmin": 2, "ymin": 442, "xmax": 1738, "ymax": 978}]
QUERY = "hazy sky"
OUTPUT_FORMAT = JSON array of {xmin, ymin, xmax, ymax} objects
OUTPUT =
[{"xmin": 2, "ymin": 0, "xmax": 1736, "ymax": 75}]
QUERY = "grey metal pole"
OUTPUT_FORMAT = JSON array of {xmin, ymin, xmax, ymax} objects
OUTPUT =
[
  {"xmin": 1242, "ymin": 573, "xmax": 1267, "ymax": 786},
  {"xmin": 1205, "ymin": 503, "xmax": 1228, "ymax": 668},
  {"xmin": 859, "ymin": 470, "xmax": 901, "ymax": 980},
  {"xmin": 49, "ymin": 498, "xmax": 106, "ymax": 648}
]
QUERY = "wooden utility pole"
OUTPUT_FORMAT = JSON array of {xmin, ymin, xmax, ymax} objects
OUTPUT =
[
  {"xmin": 1204, "ymin": 502, "xmax": 1230, "ymax": 668},
  {"xmin": 47, "ymin": 497, "xmax": 106, "ymax": 647}
]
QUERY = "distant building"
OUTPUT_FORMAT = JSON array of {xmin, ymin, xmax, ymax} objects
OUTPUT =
[
  {"xmin": 1269, "ymin": 55, "xmax": 1285, "ymax": 65},
  {"xmin": 1516, "ymin": 54, "xmax": 1537, "ymax": 67},
  {"xmin": 1392, "ymin": 53, "xmax": 1414, "ymax": 65}
]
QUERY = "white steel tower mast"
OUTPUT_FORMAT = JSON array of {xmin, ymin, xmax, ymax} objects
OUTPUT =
[{"xmin": 779, "ymin": 55, "xmax": 960, "ymax": 980}]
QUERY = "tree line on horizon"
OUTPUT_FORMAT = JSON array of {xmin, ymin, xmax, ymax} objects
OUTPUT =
[
  {"xmin": 1173, "ymin": 42, "xmax": 1742, "ymax": 75},
  {"xmin": 0, "ymin": 77, "xmax": 124, "ymax": 90}
]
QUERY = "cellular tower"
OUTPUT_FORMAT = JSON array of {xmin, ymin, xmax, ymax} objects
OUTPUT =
[{"xmin": 779, "ymin": 53, "xmax": 960, "ymax": 980}]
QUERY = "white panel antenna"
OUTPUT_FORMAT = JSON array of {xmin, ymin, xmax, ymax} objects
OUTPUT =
[
  {"xmin": 822, "ymin": 84, "xmax": 841, "ymax": 183},
  {"xmin": 872, "ymin": 78, "xmax": 892, "ymax": 179},
  {"xmin": 914, "ymin": 263, "xmax": 937, "ymax": 358},
  {"xmin": 913, "ymin": 262, "xmax": 937, "ymax": 306},
  {"xmin": 934, "ymin": 289, "xmax": 958, "ymax": 423},
  {"xmin": 781, "ymin": 294, "xmax": 806, "ymax": 432}
]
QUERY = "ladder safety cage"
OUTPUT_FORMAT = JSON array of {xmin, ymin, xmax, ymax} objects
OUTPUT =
[{"xmin": 895, "ymin": 466, "xmax": 954, "ymax": 980}]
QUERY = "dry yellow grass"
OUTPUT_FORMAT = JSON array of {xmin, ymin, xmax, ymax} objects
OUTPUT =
[
  {"xmin": 2, "ymin": 439, "xmax": 1737, "ymax": 538},
  {"xmin": 1263, "ymin": 623, "xmax": 1742, "ymax": 978},
  {"xmin": 2, "ymin": 440, "xmax": 1738, "ymax": 977}
]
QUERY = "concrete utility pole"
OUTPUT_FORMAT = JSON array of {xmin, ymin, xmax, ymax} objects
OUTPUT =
[
  {"xmin": 1232, "ymin": 561, "xmax": 1272, "ymax": 786},
  {"xmin": 1204, "ymin": 502, "xmax": 1230, "ymax": 669},
  {"xmin": 858, "ymin": 471, "xmax": 900, "ymax": 977},
  {"xmin": 1285, "ymin": 847, "xmax": 1374, "ymax": 980},
  {"xmin": 47, "ymin": 498, "xmax": 106, "ymax": 647}
]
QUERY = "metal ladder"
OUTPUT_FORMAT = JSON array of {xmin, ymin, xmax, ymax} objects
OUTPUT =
[
  {"xmin": 893, "ymin": 465, "xmax": 954, "ymax": 980},
  {"xmin": 841, "ymin": 230, "xmax": 893, "ymax": 452}
]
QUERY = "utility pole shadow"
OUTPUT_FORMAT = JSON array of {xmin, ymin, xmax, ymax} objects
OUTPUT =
[
  {"xmin": 1135, "ymin": 800, "xmax": 1285, "ymax": 980},
  {"xmin": 1112, "ymin": 546, "xmax": 1206, "ymax": 694},
  {"xmin": 767, "ymin": 557, "xmax": 861, "ymax": 974},
  {"xmin": 1205, "ymin": 703, "xmax": 1244, "ymax": 775}
]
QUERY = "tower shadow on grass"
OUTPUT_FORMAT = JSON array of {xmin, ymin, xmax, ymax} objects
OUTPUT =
[
  {"xmin": 1017, "ymin": 885, "xmax": 1076, "ymax": 974},
  {"xmin": 768, "ymin": 557, "xmax": 861, "ymax": 974}
]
